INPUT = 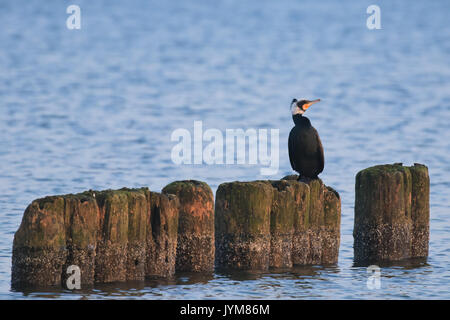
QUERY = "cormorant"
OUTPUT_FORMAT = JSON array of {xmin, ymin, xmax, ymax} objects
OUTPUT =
[{"xmin": 288, "ymin": 98, "xmax": 324, "ymax": 180}]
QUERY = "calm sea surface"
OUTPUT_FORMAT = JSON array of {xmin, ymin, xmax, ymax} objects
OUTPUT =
[{"xmin": 0, "ymin": 0, "xmax": 449, "ymax": 299}]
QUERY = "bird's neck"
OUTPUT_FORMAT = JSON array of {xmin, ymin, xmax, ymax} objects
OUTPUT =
[{"xmin": 293, "ymin": 114, "xmax": 311, "ymax": 127}]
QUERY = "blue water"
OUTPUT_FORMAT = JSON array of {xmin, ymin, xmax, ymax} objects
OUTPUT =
[{"xmin": 1, "ymin": 0, "xmax": 449, "ymax": 299}]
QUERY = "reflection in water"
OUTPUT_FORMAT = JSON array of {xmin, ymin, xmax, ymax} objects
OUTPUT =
[
  {"xmin": 6, "ymin": 259, "xmax": 441, "ymax": 299},
  {"xmin": 352, "ymin": 257, "xmax": 429, "ymax": 269},
  {"xmin": 175, "ymin": 271, "xmax": 215, "ymax": 285},
  {"xmin": 11, "ymin": 265, "xmax": 367, "ymax": 299}
]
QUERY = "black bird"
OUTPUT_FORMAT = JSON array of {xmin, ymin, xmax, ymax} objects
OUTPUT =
[{"xmin": 288, "ymin": 98, "xmax": 324, "ymax": 180}]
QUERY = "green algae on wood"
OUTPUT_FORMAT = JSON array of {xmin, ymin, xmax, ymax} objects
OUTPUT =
[
  {"xmin": 215, "ymin": 178, "xmax": 341, "ymax": 270},
  {"xmin": 12, "ymin": 175, "xmax": 341, "ymax": 286},
  {"xmin": 94, "ymin": 190, "xmax": 130, "ymax": 283},
  {"xmin": 124, "ymin": 189, "xmax": 148, "ymax": 281},
  {"xmin": 269, "ymin": 180, "xmax": 296, "ymax": 268},
  {"xmin": 282, "ymin": 178, "xmax": 341, "ymax": 265},
  {"xmin": 409, "ymin": 164, "xmax": 430, "ymax": 257},
  {"xmin": 62, "ymin": 195, "xmax": 99, "ymax": 285},
  {"xmin": 354, "ymin": 163, "xmax": 430, "ymax": 264},
  {"xmin": 322, "ymin": 187, "xmax": 341, "ymax": 264},
  {"xmin": 12, "ymin": 186, "xmax": 182, "ymax": 288},
  {"xmin": 287, "ymin": 181, "xmax": 311, "ymax": 265},
  {"xmin": 307, "ymin": 179, "xmax": 325, "ymax": 228},
  {"xmin": 163, "ymin": 180, "xmax": 215, "ymax": 272},
  {"xmin": 215, "ymin": 181, "xmax": 273, "ymax": 270},
  {"xmin": 146, "ymin": 192, "xmax": 179, "ymax": 278},
  {"xmin": 12, "ymin": 197, "xmax": 67, "ymax": 287},
  {"xmin": 14, "ymin": 197, "xmax": 66, "ymax": 249}
]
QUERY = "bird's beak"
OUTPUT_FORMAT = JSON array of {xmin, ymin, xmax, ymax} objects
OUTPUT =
[{"xmin": 303, "ymin": 99, "xmax": 321, "ymax": 110}]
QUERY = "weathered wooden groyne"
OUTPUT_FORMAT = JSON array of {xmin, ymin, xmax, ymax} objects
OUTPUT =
[
  {"xmin": 12, "ymin": 177, "xmax": 341, "ymax": 287},
  {"xmin": 12, "ymin": 162, "xmax": 430, "ymax": 288},
  {"xmin": 162, "ymin": 181, "xmax": 215, "ymax": 272},
  {"xmin": 214, "ymin": 177, "xmax": 341, "ymax": 270},
  {"xmin": 353, "ymin": 163, "xmax": 430, "ymax": 264},
  {"xmin": 11, "ymin": 181, "xmax": 213, "ymax": 288}
]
